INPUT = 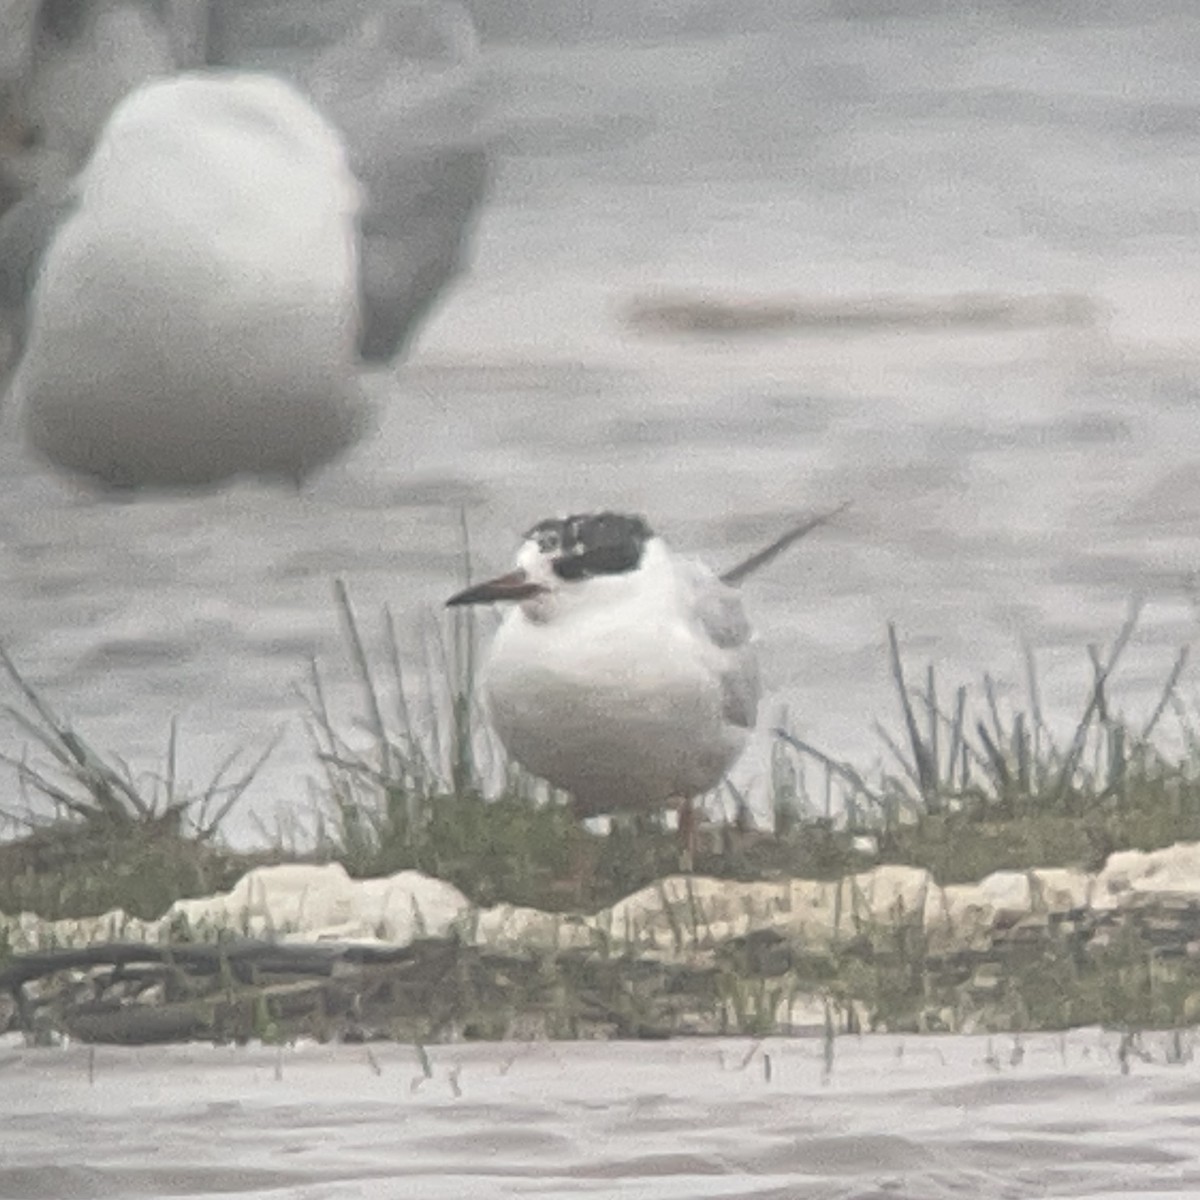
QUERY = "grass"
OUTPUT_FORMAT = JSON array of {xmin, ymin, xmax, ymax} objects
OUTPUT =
[
  {"xmin": 0, "ymin": 583, "xmax": 1198, "ymax": 923},
  {"xmin": 0, "ymin": 643, "xmax": 279, "ymax": 920},
  {"xmin": 301, "ymin": 586, "xmax": 1200, "ymax": 911},
  {"xmin": 303, "ymin": 580, "xmax": 916, "ymax": 910},
  {"xmin": 6, "ymin": 583, "xmax": 1200, "ymax": 1040},
  {"xmin": 305, "ymin": 581, "xmax": 726, "ymax": 908},
  {"xmin": 777, "ymin": 601, "xmax": 1200, "ymax": 882}
]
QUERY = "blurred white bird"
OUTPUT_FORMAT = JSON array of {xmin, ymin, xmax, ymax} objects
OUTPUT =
[
  {"xmin": 202, "ymin": 0, "xmax": 488, "ymax": 362},
  {"xmin": 0, "ymin": 0, "xmax": 488, "ymax": 489},
  {"xmin": 9, "ymin": 72, "xmax": 367, "ymax": 489},
  {"xmin": 446, "ymin": 507, "xmax": 846, "ymax": 835}
]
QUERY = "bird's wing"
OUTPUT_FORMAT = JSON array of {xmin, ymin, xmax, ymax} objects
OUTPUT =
[
  {"xmin": 0, "ymin": 188, "xmax": 74, "ymax": 320},
  {"xmin": 211, "ymin": 0, "xmax": 491, "ymax": 363},
  {"xmin": 719, "ymin": 502, "xmax": 850, "ymax": 586},
  {"xmin": 681, "ymin": 559, "xmax": 761, "ymax": 731},
  {"xmin": 163, "ymin": 0, "xmax": 212, "ymax": 67},
  {"xmin": 0, "ymin": 1, "xmax": 37, "ymax": 83}
]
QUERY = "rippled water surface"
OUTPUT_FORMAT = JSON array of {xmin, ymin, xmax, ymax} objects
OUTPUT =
[
  {"xmin": 3, "ymin": 1032, "xmax": 1199, "ymax": 1198},
  {"xmin": 5, "ymin": 2, "xmax": 1200, "ymax": 836}
]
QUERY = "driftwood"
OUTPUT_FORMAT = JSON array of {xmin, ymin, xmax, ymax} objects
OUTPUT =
[
  {"xmin": 0, "ymin": 937, "xmax": 435, "ymax": 989},
  {"xmin": 5, "ymin": 889, "xmax": 1200, "ymax": 1044},
  {"xmin": 65, "ymin": 980, "xmax": 348, "ymax": 1045},
  {"xmin": 2, "ymin": 938, "xmax": 468, "ymax": 1045},
  {"xmin": 2, "ymin": 934, "xmax": 724, "ymax": 1045}
]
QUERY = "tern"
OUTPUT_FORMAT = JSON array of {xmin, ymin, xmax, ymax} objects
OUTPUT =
[
  {"xmin": 446, "ymin": 506, "xmax": 846, "ymax": 838},
  {"xmin": 0, "ymin": 2, "xmax": 488, "ymax": 490},
  {"xmin": 8, "ymin": 72, "xmax": 367, "ymax": 490}
]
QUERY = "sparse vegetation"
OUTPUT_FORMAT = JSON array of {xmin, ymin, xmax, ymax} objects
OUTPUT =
[
  {"xmin": 2, "ymin": 582, "xmax": 1200, "ymax": 1041},
  {"xmin": 779, "ymin": 602, "xmax": 1200, "ymax": 883},
  {"xmin": 303, "ymin": 587, "xmax": 1200, "ymax": 908},
  {"xmin": 303, "ymin": 581, "xmax": 878, "ymax": 911},
  {"xmin": 3, "ymin": 587, "xmax": 1200, "ymax": 917},
  {"xmin": 0, "ymin": 644, "xmax": 280, "ymax": 921}
]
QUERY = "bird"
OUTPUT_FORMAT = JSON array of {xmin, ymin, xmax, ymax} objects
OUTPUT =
[
  {"xmin": 200, "ymin": 0, "xmax": 489, "ymax": 363},
  {"xmin": 0, "ymin": 0, "xmax": 489, "ymax": 489},
  {"xmin": 6, "ymin": 71, "xmax": 368, "ymax": 490},
  {"xmin": 446, "ymin": 505, "xmax": 847, "ymax": 846}
]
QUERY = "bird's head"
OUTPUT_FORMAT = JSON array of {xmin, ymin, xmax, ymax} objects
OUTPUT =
[{"xmin": 446, "ymin": 511, "xmax": 656, "ymax": 623}]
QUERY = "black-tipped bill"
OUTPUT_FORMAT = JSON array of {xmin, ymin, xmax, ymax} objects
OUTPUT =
[{"xmin": 445, "ymin": 570, "xmax": 547, "ymax": 607}]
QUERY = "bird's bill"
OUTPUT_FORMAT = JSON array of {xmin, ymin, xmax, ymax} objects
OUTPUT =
[{"xmin": 445, "ymin": 570, "xmax": 548, "ymax": 607}]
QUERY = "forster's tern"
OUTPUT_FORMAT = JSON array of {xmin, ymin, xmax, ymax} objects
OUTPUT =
[{"xmin": 446, "ymin": 507, "xmax": 845, "ymax": 829}]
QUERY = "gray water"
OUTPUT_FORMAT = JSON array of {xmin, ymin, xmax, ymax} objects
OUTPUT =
[
  {"xmin": 4, "ymin": 2, "xmax": 1200, "ymax": 840},
  {"xmin": 2, "ymin": 1031, "xmax": 1199, "ymax": 1198}
]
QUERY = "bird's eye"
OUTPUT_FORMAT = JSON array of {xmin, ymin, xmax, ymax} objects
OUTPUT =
[{"xmin": 551, "ymin": 554, "xmax": 589, "ymax": 582}]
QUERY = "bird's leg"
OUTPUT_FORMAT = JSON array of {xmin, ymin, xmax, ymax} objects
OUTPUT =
[
  {"xmin": 676, "ymin": 797, "xmax": 696, "ymax": 872},
  {"xmin": 563, "ymin": 795, "xmax": 594, "ymax": 906},
  {"xmin": 721, "ymin": 786, "xmax": 756, "ymax": 864},
  {"xmin": 566, "ymin": 840, "xmax": 590, "ymax": 908}
]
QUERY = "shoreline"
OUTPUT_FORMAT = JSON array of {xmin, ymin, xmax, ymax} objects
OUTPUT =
[{"xmin": 4, "ymin": 842, "xmax": 1200, "ymax": 1046}]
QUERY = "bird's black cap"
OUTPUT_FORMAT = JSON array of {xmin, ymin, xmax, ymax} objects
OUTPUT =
[{"xmin": 525, "ymin": 511, "xmax": 653, "ymax": 582}]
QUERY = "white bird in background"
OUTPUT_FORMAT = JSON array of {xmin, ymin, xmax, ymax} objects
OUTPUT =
[
  {"xmin": 8, "ymin": 72, "xmax": 367, "ymax": 490},
  {"xmin": 0, "ymin": 0, "xmax": 488, "ymax": 490},
  {"xmin": 446, "ymin": 506, "xmax": 846, "ymax": 840}
]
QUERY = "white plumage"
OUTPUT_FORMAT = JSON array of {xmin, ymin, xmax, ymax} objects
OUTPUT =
[
  {"xmin": 0, "ymin": 0, "xmax": 489, "ymax": 490},
  {"xmin": 10, "ymin": 71, "xmax": 368, "ymax": 489},
  {"xmin": 447, "ymin": 512, "xmax": 776, "ymax": 821},
  {"xmin": 448, "ymin": 508, "xmax": 845, "ymax": 821},
  {"xmin": 487, "ymin": 537, "xmax": 758, "ymax": 818}
]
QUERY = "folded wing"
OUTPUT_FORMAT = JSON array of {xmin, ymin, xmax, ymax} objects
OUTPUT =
[{"xmin": 682, "ymin": 559, "xmax": 761, "ymax": 732}]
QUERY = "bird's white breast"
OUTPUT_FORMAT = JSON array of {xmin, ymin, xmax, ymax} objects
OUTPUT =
[
  {"xmin": 481, "ymin": 553, "xmax": 755, "ymax": 813},
  {"xmin": 49, "ymin": 72, "xmax": 360, "ymax": 359}
]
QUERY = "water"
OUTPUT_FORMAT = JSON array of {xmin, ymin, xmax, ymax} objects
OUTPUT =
[
  {"xmin": 2, "ymin": 1031, "xmax": 1199, "ymax": 1198},
  {"xmin": 4, "ymin": 1, "xmax": 1200, "ymax": 841}
]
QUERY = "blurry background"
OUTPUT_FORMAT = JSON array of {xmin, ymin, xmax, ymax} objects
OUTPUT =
[{"xmin": 3, "ymin": 0, "xmax": 1200, "ymax": 842}]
